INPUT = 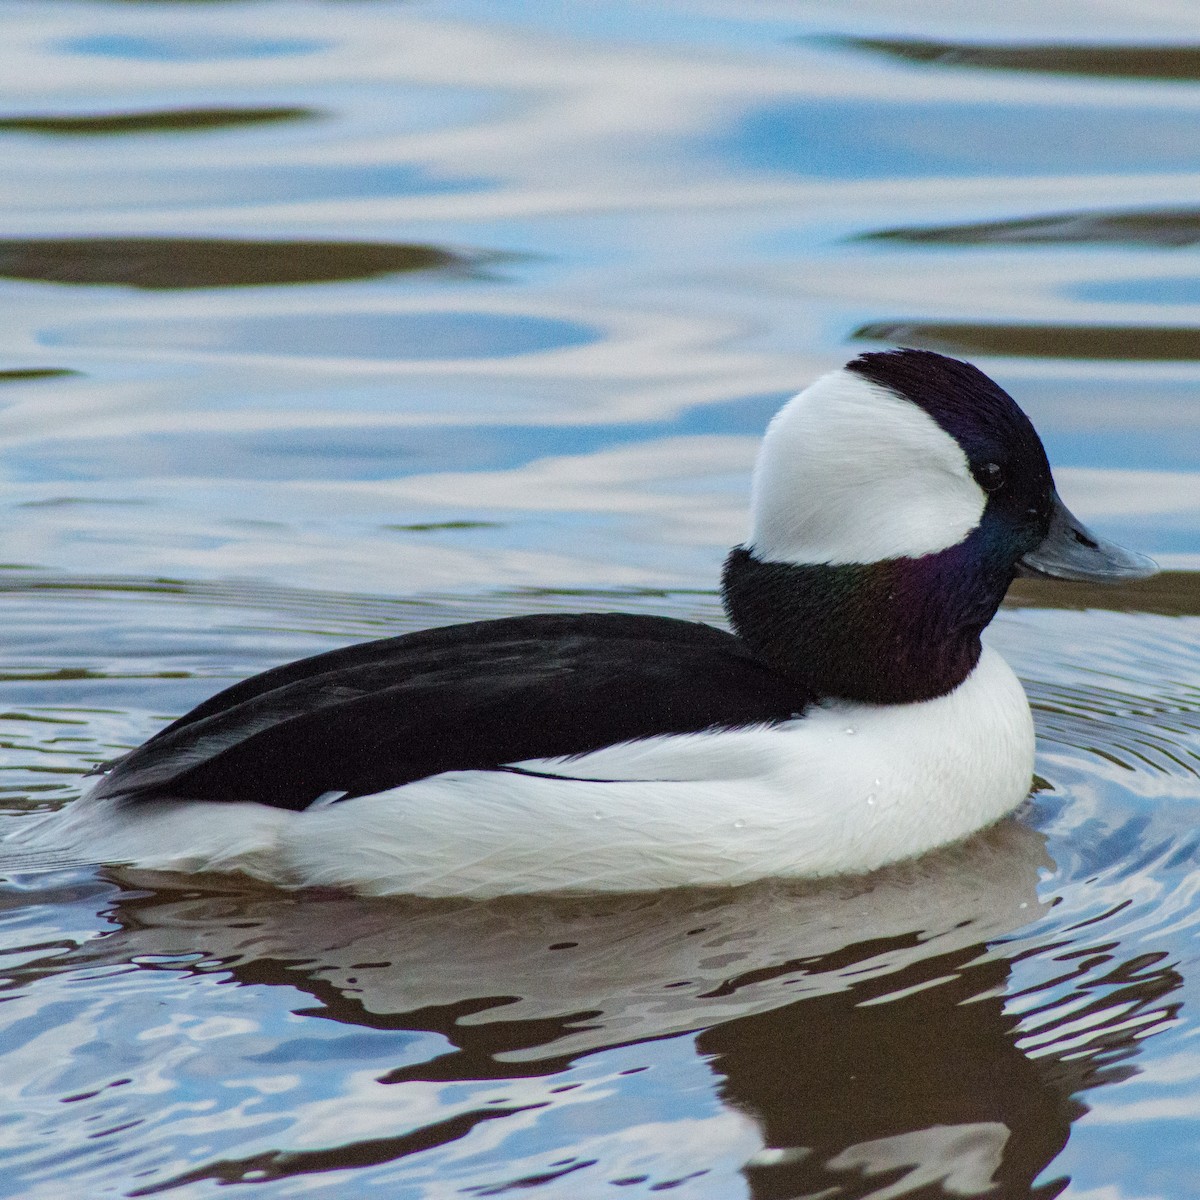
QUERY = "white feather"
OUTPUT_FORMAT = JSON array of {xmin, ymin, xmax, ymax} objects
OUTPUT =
[{"xmin": 749, "ymin": 367, "xmax": 987, "ymax": 566}]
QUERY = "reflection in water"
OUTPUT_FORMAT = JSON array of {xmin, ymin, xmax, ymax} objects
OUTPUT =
[
  {"xmin": 95, "ymin": 824, "xmax": 1047, "ymax": 1055},
  {"xmin": 1007, "ymin": 572, "xmax": 1200, "ymax": 618},
  {"xmin": 0, "ymin": 106, "xmax": 316, "ymax": 136},
  {"xmin": 725, "ymin": 100, "xmax": 1200, "ymax": 180},
  {"xmin": 855, "ymin": 321, "xmax": 1200, "ymax": 362},
  {"xmin": 77, "ymin": 826, "xmax": 1057, "ymax": 1189},
  {"xmin": 0, "ymin": 367, "xmax": 78, "ymax": 382},
  {"xmin": 1077, "ymin": 276, "xmax": 1200, "ymax": 305},
  {"xmin": 10, "ymin": 818, "xmax": 1168, "ymax": 1196},
  {"xmin": 859, "ymin": 208, "xmax": 1200, "ymax": 248},
  {"xmin": 385, "ymin": 520, "xmax": 503, "ymax": 532},
  {"xmin": 838, "ymin": 37, "xmax": 1200, "ymax": 82},
  {"xmin": 0, "ymin": 238, "xmax": 467, "ymax": 289},
  {"xmin": 50, "ymin": 310, "xmax": 599, "ymax": 359},
  {"xmin": 713, "ymin": 945, "xmax": 1180, "ymax": 1199},
  {"xmin": 62, "ymin": 33, "xmax": 322, "ymax": 62}
]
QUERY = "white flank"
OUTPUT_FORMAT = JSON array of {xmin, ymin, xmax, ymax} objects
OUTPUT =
[
  {"xmin": 14, "ymin": 649, "xmax": 1034, "ymax": 897},
  {"xmin": 749, "ymin": 367, "xmax": 987, "ymax": 566}
]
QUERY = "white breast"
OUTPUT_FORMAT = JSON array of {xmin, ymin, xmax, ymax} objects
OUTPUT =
[{"xmin": 14, "ymin": 649, "xmax": 1034, "ymax": 898}]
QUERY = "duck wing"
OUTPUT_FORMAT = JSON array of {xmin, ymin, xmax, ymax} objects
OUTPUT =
[{"xmin": 94, "ymin": 613, "xmax": 810, "ymax": 812}]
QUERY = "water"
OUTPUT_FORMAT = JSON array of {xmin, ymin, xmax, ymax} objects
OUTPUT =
[{"xmin": 1, "ymin": 1, "xmax": 1199, "ymax": 1195}]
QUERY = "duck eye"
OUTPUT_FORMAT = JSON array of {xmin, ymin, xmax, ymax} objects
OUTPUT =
[{"xmin": 977, "ymin": 462, "xmax": 1005, "ymax": 492}]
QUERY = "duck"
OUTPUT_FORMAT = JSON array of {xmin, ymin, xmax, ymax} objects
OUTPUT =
[{"xmin": 17, "ymin": 348, "xmax": 1156, "ymax": 897}]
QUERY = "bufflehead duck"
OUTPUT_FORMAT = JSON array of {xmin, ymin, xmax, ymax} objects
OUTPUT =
[{"xmin": 20, "ymin": 349, "xmax": 1155, "ymax": 896}]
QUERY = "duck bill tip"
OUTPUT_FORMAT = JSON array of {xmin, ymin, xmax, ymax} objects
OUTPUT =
[{"xmin": 1018, "ymin": 493, "xmax": 1158, "ymax": 583}]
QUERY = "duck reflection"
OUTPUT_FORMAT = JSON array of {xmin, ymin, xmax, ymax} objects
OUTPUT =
[
  {"xmin": 96, "ymin": 819, "xmax": 1179, "ymax": 1196},
  {"xmin": 710, "ymin": 952, "xmax": 1072, "ymax": 1199},
  {"xmin": 718, "ymin": 941, "xmax": 1180, "ymax": 1199}
]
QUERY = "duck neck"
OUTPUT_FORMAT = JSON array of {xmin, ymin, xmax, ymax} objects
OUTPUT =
[{"xmin": 721, "ymin": 533, "xmax": 1015, "ymax": 704}]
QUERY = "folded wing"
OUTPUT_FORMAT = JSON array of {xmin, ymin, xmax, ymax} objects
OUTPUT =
[{"xmin": 95, "ymin": 613, "xmax": 808, "ymax": 811}]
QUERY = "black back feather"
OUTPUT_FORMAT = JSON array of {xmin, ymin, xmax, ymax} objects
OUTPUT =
[{"xmin": 100, "ymin": 613, "xmax": 812, "ymax": 811}]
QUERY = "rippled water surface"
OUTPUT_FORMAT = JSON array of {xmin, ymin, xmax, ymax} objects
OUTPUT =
[{"xmin": 1, "ymin": 2, "xmax": 1199, "ymax": 1196}]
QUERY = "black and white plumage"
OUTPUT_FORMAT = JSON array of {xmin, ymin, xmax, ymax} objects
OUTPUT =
[
  {"xmin": 88, "ymin": 614, "xmax": 813, "ymax": 810},
  {"xmin": 19, "ymin": 349, "xmax": 1156, "ymax": 895}
]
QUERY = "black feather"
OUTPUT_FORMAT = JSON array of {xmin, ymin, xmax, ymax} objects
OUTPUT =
[{"xmin": 100, "ymin": 613, "xmax": 811, "ymax": 812}]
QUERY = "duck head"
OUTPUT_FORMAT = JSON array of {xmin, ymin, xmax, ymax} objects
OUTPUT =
[{"xmin": 723, "ymin": 348, "xmax": 1156, "ymax": 704}]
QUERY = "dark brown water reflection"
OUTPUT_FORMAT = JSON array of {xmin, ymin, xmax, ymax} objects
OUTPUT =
[
  {"xmin": 0, "ymin": 238, "xmax": 469, "ymax": 289},
  {"xmin": 855, "ymin": 322, "xmax": 1200, "ymax": 361},
  {"xmin": 0, "ymin": 1, "xmax": 1198, "ymax": 1197},
  {"xmin": 0, "ymin": 106, "xmax": 317, "ymax": 136},
  {"xmin": 860, "ymin": 208, "xmax": 1200, "ymax": 247},
  {"xmin": 838, "ymin": 38, "xmax": 1200, "ymax": 82}
]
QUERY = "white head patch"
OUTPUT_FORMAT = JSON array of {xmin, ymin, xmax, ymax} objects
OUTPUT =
[{"xmin": 748, "ymin": 367, "xmax": 987, "ymax": 566}]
